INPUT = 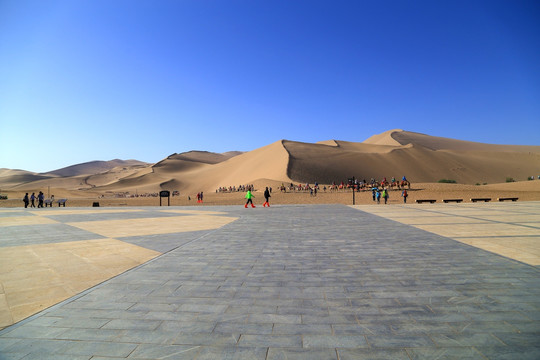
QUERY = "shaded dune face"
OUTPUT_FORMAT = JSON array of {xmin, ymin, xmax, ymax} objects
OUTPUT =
[
  {"xmin": 1, "ymin": 130, "xmax": 540, "ymax": 194},
  {"xmin": 284, "ymin": 130, "xmax": 540, "ymax": 185}
]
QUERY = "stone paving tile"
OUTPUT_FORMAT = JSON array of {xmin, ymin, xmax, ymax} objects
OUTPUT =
[
  {"xmin": 476, "ymin": 346, "xmax": 540, "ymax": 360},
  {"xmin": 42, "ymin": 210, "xmax": 180, "ymax": 223},
  {"xmin": 338, "ymin": 348, "xmax": 410, "ymax": 360},
  {"xmin": 194, "ymin": 346, "xmax": 268, "ymax": 360},
  {"xmin": 303, "ymin": 334, "xmax": 368, "ymax": 348},
  {"xmin": 267, "ymin": 347, "xmax": 338, "ymax": 360},
  {"xmin": 238, "ymin": 334, "xmax": 302, "ymax": 347},
  {"xmin": 0, "ymin": 223, "xmax": 105, "ymax": 247},
  {"xmin": 405, "ymin": 346, "xmax": 485, "ymax": 359},
  {"xmin": 172, "ymin": 332, "xmax": 240, "ymax": 346},
  {"xmin": 430, "ymin": 332, "xmax": 505, "ymax": 347},
  {"xmin": 120, "ymin": 230, "xmax": 214, "ymax": 253},
  {"xmin": 126, "ymin": 343, "xmax": 201, "ymax": 359},
  {"xmin": 1, "ymin": 204, "xmax": 540, "ymax": 358},
  {"xmin": 366, "ymin": 334, "xmax": 434, "ymax": 348}
]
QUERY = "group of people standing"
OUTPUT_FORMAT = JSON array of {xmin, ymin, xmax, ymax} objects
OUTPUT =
[
  {"xmin": 371, "ymin": 187, "xmax": 409, "ymax": 204},
  {"xmin": 196, "ymin": 192, "xmax": 204, "ymax": 203},
  {"xmin": 23, "ymin": 191, "xmax": 45, "ymax": 208}
]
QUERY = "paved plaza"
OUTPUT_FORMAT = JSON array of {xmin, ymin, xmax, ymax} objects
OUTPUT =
[{"xmin": 0, "ymin": 203, "xmax": 539, "ymax": 359}]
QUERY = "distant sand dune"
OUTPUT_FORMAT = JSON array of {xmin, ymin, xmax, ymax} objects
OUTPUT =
[{"xmin": 1, "ymin": 130, "xmax": 539, "ymax": 197}]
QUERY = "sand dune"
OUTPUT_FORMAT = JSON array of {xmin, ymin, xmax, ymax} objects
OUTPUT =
[
  {"xmin": 0, "ymin": 169, "xmax": 52, "ymax": 188},
  {"xmin": 1, "ymin": 130, "xmax": 539, "ymax": 200},
  {"xmin": 154, "ymin": 140, "xmax": 292, "ymax": 194},
  {"xmin": 374, "ymin": 129, "xmax": 540, "ymax": 153},
  {"xmin": 44, "ymin": 159, "xmax": 148, "ymax": 177}
]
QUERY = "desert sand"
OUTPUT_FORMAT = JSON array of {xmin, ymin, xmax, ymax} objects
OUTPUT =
[
  {"xmin": 1, "ymin": 181, "xmax": 540, "ymax": 208},
  {"xmin": 1, "ymin": 129, "xmax": 539, "ymax": 207}
]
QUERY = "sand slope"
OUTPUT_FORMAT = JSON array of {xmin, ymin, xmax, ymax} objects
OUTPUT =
[
  {"xmin": 44, "ymin": 159, "xmax": 148, "ymax": 177},
  {"xmin": 1, "ymin": 130, "xmax": 539, "ymax": 196}
]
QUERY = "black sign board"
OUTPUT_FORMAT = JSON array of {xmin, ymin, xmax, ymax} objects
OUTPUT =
[{"xmin": 160, "ymin": 190, "xmax": 170, "ymax": 206}]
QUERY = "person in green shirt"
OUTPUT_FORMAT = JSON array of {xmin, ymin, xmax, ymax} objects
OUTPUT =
[{"xmin": 245, "ymin": 190, "xmax": 255, "ymax": 208}]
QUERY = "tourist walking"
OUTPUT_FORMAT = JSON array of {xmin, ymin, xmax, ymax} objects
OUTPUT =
[
  {"xmin": 382, "ymin": 188, "xmax": 389, "ymax": 204},
  {"xmin": 30, "ymin": 192, "xmax": 36, "ymax": 208},
  {"xmin": 37, "ymin": 191, "xmax": 44, "ymax": 208},
  {"xmin": 245, "ymin": 190, "xmax": 255, "ymax": 208},
  {"xmin": 376, "ymin": 189, "xmax": 381, "ymax": 204},
  {"xmin": 263, "ymin": 187, "xmax": 271, "ymax": 207},
  {"xmin": 402, "ymin": 189, "xmax": 408, "ymax": 203},
  {"xmin": 23, "ymin": 193, "xmax": 29, "ymax": 208}
]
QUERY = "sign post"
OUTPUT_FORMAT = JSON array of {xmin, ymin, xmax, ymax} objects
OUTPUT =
[{"xmin": 348, "ymin": 177, "xmax": 355, "ymax": 205}]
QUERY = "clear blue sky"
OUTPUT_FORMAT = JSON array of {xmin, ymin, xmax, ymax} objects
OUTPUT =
[{"xmin": 1, "ymin": 0, "xmax": 539, "ymax": 173}]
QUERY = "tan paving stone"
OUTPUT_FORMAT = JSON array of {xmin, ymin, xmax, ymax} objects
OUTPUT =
[
  {"xmin": 384, "ymin": 216, "xmax": 485, "ymax": 225},
  {"xmin": 67, "ymin": 215, "xmax": 238, "ymax": 238},
  {"xmin": 0, "ymin": 216, "xmax": 59, "ymax": 227},
  {"xmin": 414, "ymin": 223, "xmax": 540, "ymax": 237},
  {"xmin": 160, "ymin": 209, "xmax": 228, "ymax": 215},
  {"xmin": 0, "ymin": 294, "xmax": 12, "ymax": 327},
  {"xmin": 0, "ymin": 239, "xmax": 160, "ymax": 329},
  {"xmin": 352, "ymin": 203, "xmax": 540, "ymax": 266},
  {"xmin": 30, "ymin": 209, "xmax": 144, "ymax": 216}
]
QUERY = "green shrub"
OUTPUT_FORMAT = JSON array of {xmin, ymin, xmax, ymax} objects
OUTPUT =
[
  {"xmin": 506, "ymin": 177, "xmax": 515, "ymax": 183},
  {"xmin": 438, "ymin": 179, "xmax": 457, "ymax": 184}
]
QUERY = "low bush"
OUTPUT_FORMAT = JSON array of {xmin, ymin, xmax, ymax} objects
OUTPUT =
[{"xmin": 438, "ymin": 179, "xmax": 457, "ymax": 184}]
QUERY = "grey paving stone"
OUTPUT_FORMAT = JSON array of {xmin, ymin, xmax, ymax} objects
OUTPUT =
[
  {"xmin": 338, "ymin": 348, "xmax": 410, "ymax": 360},
  {"xmin": 492, "ymin": 331, "xmax": 540, "ymax": 346},
  {"xmin": 389, "ymin": 321, "xmax": 455, "ymax": 335},
  {"xmin": 332, "ymin": 323, "xmax": 392, "ymax": 335},
  {"xmin": 29, "ymin": 316, "xmax": 110, "ymax": 329},
  {"xmin": 267, "ymin": 347, "xmax": 338, "ymax": 360},
  {"xmin": 101, "ymin": 318, "xmax": 161, "ymax": 330},
  {"xmin": 172, "ymin": 332, "xmax": 239, "ymax": 346},
  {"xmin": 450, "ymin": 321, "xmax": 520, "ymax": 334},
  {"xmin": 44, "ymin": 210, "xmax": 179, "ymax": 223},
  {"xmin": 0, "ymin": 223, "xmax": 105, "ymax": 247},
  {"xmin": 406, "ymin": 347, "xmax": 485, "ymax": 359},
  {"xmin": 213, "ymin": 322, "xmax": 274, "ymax": 335},
  {"xmin": 194, "ymin": 346, "xmax": 268, "ymax": 360},
  {"xmin": 477, "ymin": 346, "xmax": 540, "ymax": 360},
  {"xmin": 159, "ymin": 320, "xmax": 215, "ymax": 333},
  {"xmin": 504, "ymin": 320, "xmax": 540, "ymax": 333},
  {"xmin": 247, "ymin": 313, "xmax": 302, "ymax": 325},
  {"xmin": 63, "ymin": 300, "xmax": 136, "ymax": 310},
  {"xmin": 238, "ymin": 334, "xmax": 302, "ymax": 347},
  {"xmin": 430, "ymin": 333, "xmax": 505, "ymax": 347},
  {"xmin": 127, "ymin": 343, "xmax": 201, "ymax": 359},
  {"xmin": 114, "ymin": 329, "xmax": 181, "ymax": 345},
  {"xmin": 366, "ymin": 334, "xmax": 434, "ymax": 348},
  {"xmin": 1, "ymin": 204, "xmax": 539, "ymax": 357},
  {"xmin": 303, "ymin": 334, "xmax": 368, "ymax": 348},
  {"xmin": 1, "ymin": 325, "xmax": 68, "ymax": 339},
  {"xmin": 23, "ymin": 355, "xmax": 92, "ymax": 360},
  {"xmin": 56, "ymin": 340, "xmax": 137, "ymax": 357},
  {"xmin": 273, "ymin": 324, "xmax": 332, "ymax": 335},
  {"xmin": 54, "ymin": 328, "xmax": 123, "ymax": 342}
]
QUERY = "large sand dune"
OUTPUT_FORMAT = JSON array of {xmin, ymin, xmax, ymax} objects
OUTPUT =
[{"xmin": 1, "ymin": 130, "xmax": 539, "ymax": 200}]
